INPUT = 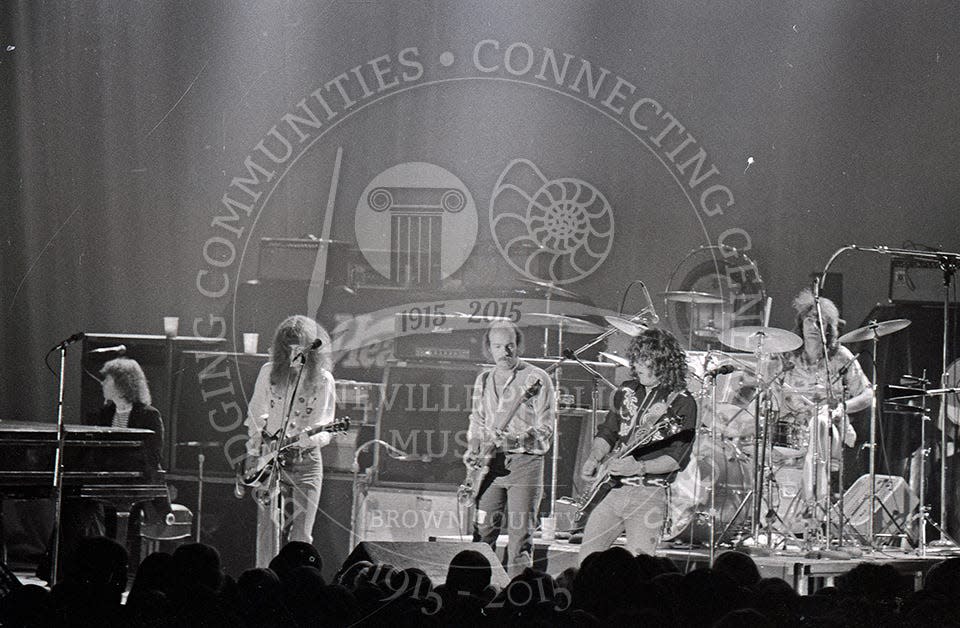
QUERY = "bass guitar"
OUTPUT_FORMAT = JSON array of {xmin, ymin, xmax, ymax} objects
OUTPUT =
[
  {"xmin": 235, "ymin": 418, "xmax": 350, "ymax": 492},
  {"xmin": 573, "ymin": 392, "xmax": 686, "ymax": 525},
  {"xmin": 457, "ymin": 377, "xmax": 543, "ymax": 504}
]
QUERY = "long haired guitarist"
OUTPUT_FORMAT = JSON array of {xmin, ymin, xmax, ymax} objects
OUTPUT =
[
  {"xmin": 578, "ymin": 328, "xmax": 697, "ymax": 561},
  {"xmin": 243, "ymin": 315, "xmax": 336, "ymax": 568},
  {"xmin": 463, "ymin": 321, "xmax": 555, "ymax": 577}
]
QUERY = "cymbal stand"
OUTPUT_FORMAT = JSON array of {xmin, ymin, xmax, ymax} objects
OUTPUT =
[{"xmin": 931, "ymin": 260, "xmax": 958, "ymax": 547}]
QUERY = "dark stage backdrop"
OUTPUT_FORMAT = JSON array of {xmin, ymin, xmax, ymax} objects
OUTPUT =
[{"xmin": 3, "ymin": 1, "xmax": 960, "ymax": 562}]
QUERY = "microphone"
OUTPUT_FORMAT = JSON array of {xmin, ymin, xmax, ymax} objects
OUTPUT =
[
  {"xmin": 89, "ymin": 344, "xmax": 126, "ymax": 355},
  {"xmin": 705, "ymin": 364, "xmax": 736, "ymax": 378},
  {"xmin": 290, "ymin": 338, "xmax": 324, "ymax": 364},
  {"xmin": 50, "ymin": 332, "xmax": 85, "ymax": 352}
]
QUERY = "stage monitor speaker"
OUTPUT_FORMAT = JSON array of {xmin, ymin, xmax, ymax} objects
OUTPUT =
[
  {"xmin": 356, "ymin": 486, "xmax": 470, "ymax": 543},
  {"xmin": 342, "ymin": 541, "xmax": 509, "ymax": 588},
  {"xmin": 889, "ymin": 256, "xmax": 944, "ymax": 303},
  {"xmin": 836, "ymin": 474, "xmax": 918, "ymax": 540}
]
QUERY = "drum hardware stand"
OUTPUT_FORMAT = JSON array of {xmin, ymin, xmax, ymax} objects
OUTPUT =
[{"xmin": 930, "ymin": 259, "xmax": 958, "ymax": 548}]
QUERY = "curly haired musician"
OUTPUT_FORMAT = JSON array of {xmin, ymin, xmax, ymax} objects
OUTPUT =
[
  {"xmin": 463, "ymin": 321, "xmax": 555, "ymax": 577},
  {"xmin": 244, "ymin": 315, "xmax": 336, "ymax": 567},
  {"xmin": 578, "ymin": 328, "xmax": 698, "ymax": 560}
]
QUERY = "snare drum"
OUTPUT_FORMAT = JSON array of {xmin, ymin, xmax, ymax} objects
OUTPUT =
[{"xmin": 771, "ymin": 414, "xmax": 809, "ymax": 459}]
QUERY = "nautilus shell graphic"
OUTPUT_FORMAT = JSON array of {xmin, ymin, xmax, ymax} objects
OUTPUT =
[{"xmin": 490, "ymin": 159, "xmax": 614, "ymax": 285}]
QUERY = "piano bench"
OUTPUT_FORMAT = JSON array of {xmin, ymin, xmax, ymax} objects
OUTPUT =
[{"xmin": 140, "ymin": 504, "xmax": 193, "ymax": 557}]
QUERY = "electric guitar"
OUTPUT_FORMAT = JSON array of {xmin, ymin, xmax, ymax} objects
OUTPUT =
[
  {"xmin": 573, "ymin": 392, "xmax": 687, "ymax": 525},
  {"xmin": 236, "ymin": 418, "xmax": 350, "ymax": 490},
  {"xmin": 457, "ymin": 377, "xmax": 543, "ymax": 504}
]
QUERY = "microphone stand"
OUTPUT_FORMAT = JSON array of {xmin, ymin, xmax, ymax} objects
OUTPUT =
[
  {"xmin": 45, "ymin": 332, "xmax": 83, "ymax": 584},
  {"xmin": 263, "ymin": 350, "xmax": 310, "ymax": 558},
  {"xmin": 49, "ymin": 345, "xmax": 69, "ymax": 584}
]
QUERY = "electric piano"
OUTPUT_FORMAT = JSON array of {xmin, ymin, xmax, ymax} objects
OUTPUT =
[{"xmin": 0, "ymin": 421, "xmax": 169, "ymax": 549}]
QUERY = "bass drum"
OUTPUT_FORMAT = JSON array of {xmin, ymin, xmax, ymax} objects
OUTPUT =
[{"xmin": 663, "ymin": 436, "xmax": 752, "ymax": 545}]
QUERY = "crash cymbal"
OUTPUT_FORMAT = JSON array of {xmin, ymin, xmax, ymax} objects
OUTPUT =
[
  {"xmin": 599, "ymin": 351, "xmax": 631, "ymax": 368},
  {"xmin": 525, "ymin": 312, "xmax": 603, "ymax": 334},
  {"xmin": 604, "ymin": 315, "xmax": 646, "ymax": 337},
  {"xmin": 662, "ymin": 290, "xmax": 725, "ymax": 304},
  {"xmin": 516, "ymin": 278, "xmax": 581, "ymax": 299},
  {"xmin": 838, "ymin": 319, "xmax": 911, "ymax": 344},
  {"xmin": 719, "ymin": 326, "xmax": 802, "ymax": 354}
]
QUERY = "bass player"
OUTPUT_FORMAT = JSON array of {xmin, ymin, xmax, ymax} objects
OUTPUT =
[
  {"xmin": 463, "ymin": 321, "xmax": 555, "ymax": 577},
  {"xmin": 578, "ymin": 328, "xmax": 698, "ymax": 560}
]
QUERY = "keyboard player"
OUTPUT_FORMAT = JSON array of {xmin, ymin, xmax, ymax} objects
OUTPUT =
[{"xmin": 36, "ymin": 357, "xmax": 166, "ymax": 581}]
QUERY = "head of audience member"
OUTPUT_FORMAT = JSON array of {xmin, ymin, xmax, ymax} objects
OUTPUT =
[
  {"xmin": 127, "ymin": 551, "xmax": 175, "ymax": 605},
  {"xmin": 0, "ymin": 584, "xmax": 53, "ymax": 627},
  {"xmin": 923, "ymin": 556, "xmax": 960, "ymax": 597},
  {"xmin": 627, "ymin": 328, "xmax": 689, "ymax": 392},
  {"xmin": 269, "ymin": 541, "xmax": 324, "ymax": 584},
  {"xmin": 335, "ymin": 560, "xmax": 373, "ymax": 590},
  {"xmin": 713, "ymin": 550, "xmax": 761, "ymax": 588},
  {"xmin": 444, "ymin": 549, "xmax": 492, "ymax": 597},
  {"xmin": 835, "ymin": 563, "xmax": 905, "ymax": 607},
  {"xmin": 100, "ymin": 357, "xmax": 152, "ymax": 408},
  {"xmin": 171, "ymin": 543, "xmax": 224, "ymax": 594},
  {"xmin": 574, "ymin": 548, "xmax": 642, "ymax": 619},
  {"xmin": 63, "ymin": 536, "xmax": 129, "ymax": 602}
]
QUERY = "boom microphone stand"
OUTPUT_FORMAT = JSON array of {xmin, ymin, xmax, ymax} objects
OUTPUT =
[{"xmin": 46, "ymin": 332, "xmax": 84, "ymax": 584}]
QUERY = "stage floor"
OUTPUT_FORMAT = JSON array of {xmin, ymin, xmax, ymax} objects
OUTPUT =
[{"xmin": 433, "ymin": 534, "xmax": 959, "ymax": 594}]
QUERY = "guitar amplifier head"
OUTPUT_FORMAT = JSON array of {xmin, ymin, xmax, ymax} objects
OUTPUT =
[{"xmin": 889, "ymin": 256, "xmax": 944, "ymax": 303}]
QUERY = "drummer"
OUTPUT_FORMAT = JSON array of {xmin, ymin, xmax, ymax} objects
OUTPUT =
[{"xmin": 774, "ymin": 289, "xmax": 873, "ymax": 506}]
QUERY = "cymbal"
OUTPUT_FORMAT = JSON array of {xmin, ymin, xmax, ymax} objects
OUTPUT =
[
  {"xmin": 604, "ymin": 315, "xmax": 646, "ymax": 337},
  {"xmin": 882, "ymin": 401, "xmax": 925, "ymax": 414},
  {"xmin": 525, "ymin": 312, "xmax": 603, "ymax": 334},
  {"xmin": 719, "ymin": 326, "xmax": 802, "ymax": 354},
  {"xmin": 838, "ymin": 319, "xmax": 911, "ymax": 344},
  {"xmin": 516, "ymin": 278, "xmax": 581, "ymax": 299},
  {"xmin": 599, "ymin": 351, "xmax": 631, "ymax": 368},
  {"xmin": 884, "ymin": 384, "xmax": 926, "ymax": 400},
  {"xmin": 662, "ymin": 290, "xmax": 725, "ymax": 304},
  {"xmin": 447, "ymin": 311, "xmax": 512, "ymax": 322}
]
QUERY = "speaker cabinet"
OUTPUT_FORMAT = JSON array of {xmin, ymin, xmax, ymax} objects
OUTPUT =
[
  {"xmin": 343, "ymin": 541, "xmax": 509, "ymax": 588},
  {"xmin": 374, "ymin": 362, "xmax": 478, "ymax": 485},
  {"xmin": 836, "ymin": 474, "xmax": 918, "ymax": 540},
  {"xmin": 356, "ymin": 486, "xmax": 470, "ymax": 543}
]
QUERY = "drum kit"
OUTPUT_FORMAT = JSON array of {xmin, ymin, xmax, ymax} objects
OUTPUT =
[{"xmin": 516, "ymin": 274, "xmax": 955, "ymax": 555}]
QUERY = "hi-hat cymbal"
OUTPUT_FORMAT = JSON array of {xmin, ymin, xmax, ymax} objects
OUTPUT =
[
  {"xmin": 599, "ymin": 351, "xmax": 631, "ymax": 368},
  {"xmin": 516, "ymin": 278, "xmax": 581, "ymax": 299},
  {"xmin": 662, "ymin": 290, "xmax": 725, "ymax": 304},
  {"xmin": 525, "ymin": 312, "xmax": 603, "ymax": 334},
  {"xmin": 719, "ymin": 326, "xmax": 803, "ymax": 354},
  {"xmin": 838, "ymin": 319, "xmax": 911, "ymax": 344},
  {"xmin": 604, "ymin": 315, "xmax": 646, "ymax": 337}
]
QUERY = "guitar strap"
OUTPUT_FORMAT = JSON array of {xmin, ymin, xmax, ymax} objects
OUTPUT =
[{"xmin": 618, "ymin": 387, "xmax": 680, "ymax": 456}]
